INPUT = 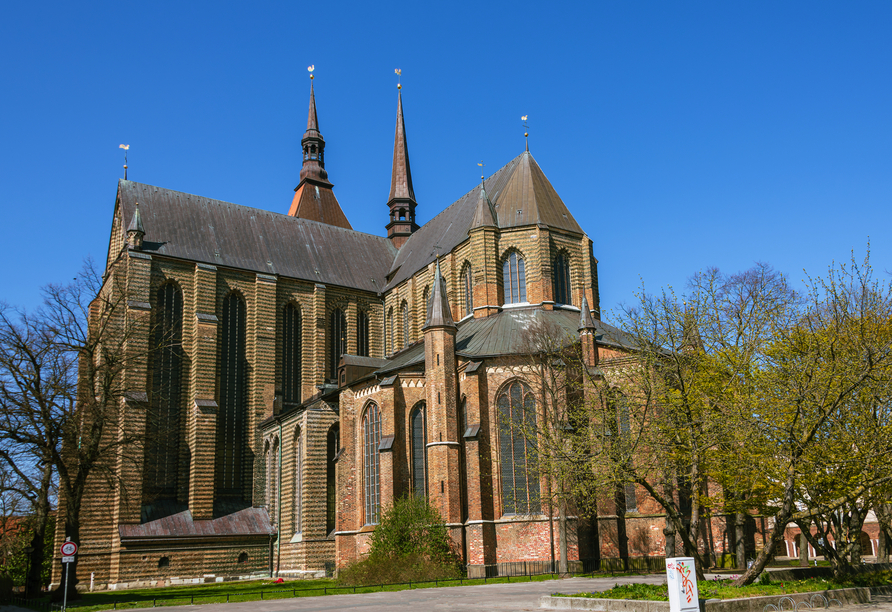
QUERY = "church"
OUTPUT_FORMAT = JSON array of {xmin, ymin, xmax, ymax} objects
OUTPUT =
[{"xmin": 54, "ymin": 80, "xmax": 657, "ymax": 590}]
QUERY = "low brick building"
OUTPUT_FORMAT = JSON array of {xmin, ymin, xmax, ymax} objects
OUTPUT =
[{"xmin": 55, "ymin": 81, "xmax": 698, "ymax": 589}]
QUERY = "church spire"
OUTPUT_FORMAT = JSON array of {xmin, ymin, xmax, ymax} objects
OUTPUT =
[
  {"xmin": 288, "ymin": 77, "xmax": 353, "ymax": 229},
  {"xmin": 424, "ymin": 258, "xmax": 456, "ymax": 331},
  {"xmin": 385, "ymin": 86, "xmax": 419, "ymax": 248}
]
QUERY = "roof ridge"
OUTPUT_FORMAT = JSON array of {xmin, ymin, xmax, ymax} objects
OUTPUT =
[{"xmin": 121, "ymin": 180, "xmax": 393, "ymax": 243}]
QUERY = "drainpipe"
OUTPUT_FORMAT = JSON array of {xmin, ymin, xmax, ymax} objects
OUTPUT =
[{"xmin": 276, "ymin": 419, "xmax": 283, "ymax": 577}]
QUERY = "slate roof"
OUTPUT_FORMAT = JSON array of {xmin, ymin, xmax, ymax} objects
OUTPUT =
[
  {"xmin": 114, "ymin": 180, "xmax": 397, "ymax": 293},
  {"xmin": 385, "ymin": 151, "xmax": 583, "ymax": 290},
  {"xmin": 375, "ymin": 307, "xmax": 633, "ymax": 375},
  {"xmin": 119, "ymin": 507, "xmax": 274, "ymax": 541}
]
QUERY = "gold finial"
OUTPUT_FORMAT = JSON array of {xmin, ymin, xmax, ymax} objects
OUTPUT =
[
  {"xmin": 119, "ymin": 144, "xmax": 130, "ymax": 180},
  {"xmin": 395, "ymin": 68, "xmax": 401, "ymax": 89},
  {"xmin": 478, "ymin": 161, "xmax": 486, "ymax": 189},
  {"xmin": 522, "ymin": 115, "xmax": 530, "ymax": 151},
  {"xmin": 308, "ymin": 64, "xmax": 314, "ymax": 80}
]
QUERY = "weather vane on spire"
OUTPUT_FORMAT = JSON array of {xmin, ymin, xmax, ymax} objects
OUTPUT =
[
  {"xmin": 308, "ymin": 64, "xmax": 315, "ymax": 81},
  {"xmin": 395, "ymin": 68, "xmax": 402, "ymax": 90},
  {"xmin": 522, "ymin": 115, "xmax": 529, "ymax": 151},
  {"xmin": 119, "ymin": 144, "xmax": 130, "ymax": 180},
  {"xmin": 478, "ymin": 161, "xmax": 486, "ymax": 189}
]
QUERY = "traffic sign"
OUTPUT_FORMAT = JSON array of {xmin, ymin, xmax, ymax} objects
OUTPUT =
[{"xmin": 60, "ymin": 542, "xmax": 77, "ymax": 556}]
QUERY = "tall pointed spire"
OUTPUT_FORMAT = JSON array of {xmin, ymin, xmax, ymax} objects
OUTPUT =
[
  {"xmin": 423, "ymin": 258, "xmax": 456, "ymax": 330},
  {"xmin": 385, "ymin": 85, "xmax": 419, "ymax": 248},
  {"xmin": 306, "ymin": 81, "xmax": 319, "ymax": 134},
  {"xmin": 288, "ymin": 76, "xmax": 353, "ymax": 229}
]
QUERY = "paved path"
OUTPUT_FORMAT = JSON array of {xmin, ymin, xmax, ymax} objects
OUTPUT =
[{"xmin": 4, "ymin": 582, "xmax": 891, "ymax": 612}]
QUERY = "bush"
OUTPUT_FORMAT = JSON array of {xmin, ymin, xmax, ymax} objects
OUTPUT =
[{"xmin": 338, "ymin": 495, "xmax": 463, "ymax": 586}]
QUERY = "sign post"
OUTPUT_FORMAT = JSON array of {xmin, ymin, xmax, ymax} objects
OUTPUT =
[
  {"xmin": 666, "ymin": 557, "xmax": 699, "ymax": 612},
  {"xmin": 60, "ymin": 540, "xmax": 78, "ymax": 612}
]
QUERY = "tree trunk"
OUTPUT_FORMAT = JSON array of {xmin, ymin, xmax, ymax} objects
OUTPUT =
[
  {"xmin": 799, "ymin": 530, "xmax": 809, "ymax": 566},
  {"xmin": 735, "ymin": 512, "xmax": 747, "ymax": 570},
  {"xmin": 559, "ymin": 500, "xmax": 569, "ymax": 576},
  {"xmin": 26, "ymin": 463, "xmax": 54, "ymax": 598},
  {"xmin": 665, "ymin": 520, "xmax": 677, "ymax": 559}
]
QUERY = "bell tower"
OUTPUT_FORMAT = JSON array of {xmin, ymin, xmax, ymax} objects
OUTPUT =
[
  {"xmin": 288, "ymin": 77, "xmax": 353, "ymax": 229},
  {"xmin": 385, "ymin": 85, "xmax": 419, "ymax": 248}
]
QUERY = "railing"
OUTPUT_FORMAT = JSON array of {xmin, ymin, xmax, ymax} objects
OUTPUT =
[
  {"xmin": 1, "ymin": 556, "xmax": 668, "ymax": 611},
  {"xmin": 762, "ymin": 594, "xmax": 842, "ymax": 612}
]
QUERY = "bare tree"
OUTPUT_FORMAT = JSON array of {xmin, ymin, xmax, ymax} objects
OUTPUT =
[{"xmin": 0, "ymin": 261, "xmax": 153, "ymax": 600}]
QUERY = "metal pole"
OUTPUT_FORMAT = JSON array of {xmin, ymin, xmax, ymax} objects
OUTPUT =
[{"xmin": 62, "ymin": 562, "xmax": 70, "ymax": 612}]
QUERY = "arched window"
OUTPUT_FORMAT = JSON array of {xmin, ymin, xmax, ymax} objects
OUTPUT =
[
  {"xmin": 410, "ymin": 403, "xmax": 427, "ymax": 497},
  {"xmin": 387, "ymin": 307, "xmax": 394, "ymax": 354},
  {"xmin": 498, "ymin": 380, "xmax": 540, "ymax": 514},
  {"xmin": 329, "ymin": 308, "xmax": 347, "ymax": 380},
  {"xmin": 401, "ymin": 301, "xmax": 409, "ymax": 348},
  {"xmin": 363, "ymin": 403, "xmax": 381, "ymax": 524},
  {"xmin": 553, "ymin": 252, "xmax": 571, "ymax": 305},
  {"xmin": 293, "ymin": 427, "xmax": 303, "ymax": 533},
  {"xmin": 502, "ymin": 251, "xmax": 527, "ymax": 305},
  {"xmin": 609, "ymin": 390, "xmax": 637, "ymax": 513},
  {"xmin": 423, "ymin": 286, "xmax": 430, "ymax": 317},
  {"xmin": 357, "ymin": 309, "xmax": 370, "ymax": 357},
  {"xmin": 326, "ymin": 424, "xmax": 339, "ymax": 534},
  {"xmin": 282, "ymin": 303, "xmax": 302, "ymax": 404},
  {"xmin": 463, "ymin": 265, "xmax": 473, "ymax": 317},
  {"xmin": 217, "ymin": 292, "xmax": 247, "ymax": 500},
  {"xmin": 145, "ymin": 283, "xmax": 183, "ymax": 502}
]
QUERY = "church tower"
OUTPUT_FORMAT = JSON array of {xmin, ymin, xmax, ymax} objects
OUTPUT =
[
  {"xmin": 422, "ymin": 259, "xmax": 462, "ymax": 525},
  {"xmin": 288, "ymin": 80, "xmax": 353, "ymax": 229},
  {"xmin": 385, "ymin": 86, "xmax": 419, "ymax": 248}
]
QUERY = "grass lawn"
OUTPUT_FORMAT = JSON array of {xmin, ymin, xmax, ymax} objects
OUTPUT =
[
  {"xmin": 558, "ymin": 570, "xmax": 892, "ymax": 601},
  {"xmin": 19, "ymin": 572, "xmax": 565, "ymax": 611}
]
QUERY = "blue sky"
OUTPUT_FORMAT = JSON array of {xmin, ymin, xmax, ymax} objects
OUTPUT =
[{"xmin": 1, "ymin": 1, "xmax": 890, "ymax": 318}]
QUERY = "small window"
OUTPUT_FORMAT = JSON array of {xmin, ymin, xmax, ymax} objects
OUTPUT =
[
  {"xmin": 158, "ymin": 556, "xmax": 170, "ymax": 568},
  {"xmin": 237, "ymin": 552, "xmax": 248, "ymax": 564}
]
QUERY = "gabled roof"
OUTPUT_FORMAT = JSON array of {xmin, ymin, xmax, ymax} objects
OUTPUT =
[
  {"xmin": 384, "ymin": 151, "xmax": 582, "ymax": 290},
  {"xmin": 113, "ymin": 180, "xmax": 396, "ymax": 293}
]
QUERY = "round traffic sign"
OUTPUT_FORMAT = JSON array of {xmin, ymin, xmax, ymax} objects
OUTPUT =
[{"xmin": 60, "ymin": 541, "xmax": 77, "ymax": 556}]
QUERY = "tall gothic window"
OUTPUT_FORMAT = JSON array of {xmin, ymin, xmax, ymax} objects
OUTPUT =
[
  {"xmin": 553, "ymin": 252, "xmax": 571, "ymax": 305},
  {"xmin": 329, "ymin": 308, "xmax": 347, "ymax": 380},
  {"xmin": 217, "ymin": 292, "xmax": 247, "ymax": 500},
  {"xmin": 423, "ymin": 286, "xmax": 430, "ymax": 318},
  {"xmin": 610, "ymin": 391, "xmax": 637, "ymax": 513},
  {"xmin": 145, "ymin": 283, "xmax": 183, "ymax": 502},
  {"xmin": 326, "ymin": 424, "xmax": 339, "ymax": 534},
  {"xmin": 293, "ymin": 427, "xmax": 303, "ymax": 533},
  {"xmin": 503, "ymin": 251, "xmax": 527, "ymax": 305},
  {"xmin": 463, "ymin": 265, "xmax": 473, "ymax": 317},
  {"xmin": 387, "ymin": 307, "xmax": 394, "ymax": 354},
  {"xmin": 363, "ymin": 403, "xmax": 381, "ymax": 524},
  {"xmin": 401, "ymin": 301, "xmax": 409, "ymax": 348},
  {"xmin": 282, "ymin": 304, "xmax": 302, "ymax": 404},
  {"xmin": 357, "ymin": 309, "xmax": 370, "ymax": 357},
  {"xmin": 498, "ymin": 380, "xmax": 540, "ymax": 514},
  {"xmin": 410, "ymin": 403, "xmax": 427, "ymax": 497}
]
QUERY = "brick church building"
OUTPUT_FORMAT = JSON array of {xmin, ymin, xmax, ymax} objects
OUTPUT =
[{"xmin": 54, "ymin": 82, "xmax": 674, "ymax": 590}]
